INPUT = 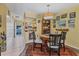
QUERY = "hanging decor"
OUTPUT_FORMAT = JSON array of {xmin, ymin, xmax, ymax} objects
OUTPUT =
[
  {"xmin": 56, "ymin": 16, "xmax": 60, "ymax": 21},
  {"xmin": 53, "ymin": 19, "xmax": 56, "ymax": 28},
  {"xmin": 58, "ymin": 20, "xmax": 66, "ymax": 27},
  {"xmin": 68, "ymin": 12, "xmax": 76, "ymax": 28},
  {"xmin": 68, "ymin": 18, "xmax": 75, "ymax": 28},
  {"xmin": 16, "ymin": 25, "xmax": 22, "ymax": 35},
  {"xmin": 38, "ymin": 20, "xmax": 40, "ymax": 23},
  {"xmin": 0, "ymin": 15, "xmax": 2, "ymax": 27},
  {"xmin": 69, "ymin": 12, "xmax": 76, "ymax": 18},
  {"xmin": 61, "ymin": 13, "xmax": 67, "ymax": 19}
]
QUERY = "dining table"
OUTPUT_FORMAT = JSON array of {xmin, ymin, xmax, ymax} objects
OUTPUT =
[{"xmin": 40, "ymin": 32, "xmax": 61, "ymax": 42}]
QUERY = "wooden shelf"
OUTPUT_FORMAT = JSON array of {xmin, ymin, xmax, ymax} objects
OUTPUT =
[{"xmin": 42, "ymin": 19, "xmax": 50, "ymax": 34}]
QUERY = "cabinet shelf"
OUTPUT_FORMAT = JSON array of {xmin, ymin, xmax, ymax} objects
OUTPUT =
[{"xmin": 42, "ymin": 19, "xmax": 50, "ymax": 34}]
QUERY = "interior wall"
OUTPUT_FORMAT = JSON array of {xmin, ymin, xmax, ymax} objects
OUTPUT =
[
  {"xmin": 0, "ymin": 4, "xmax": 8, "ymax": 33},
  {"xmin": 55, "ymin": 6, "xmax": 79, "ymax": 49}
]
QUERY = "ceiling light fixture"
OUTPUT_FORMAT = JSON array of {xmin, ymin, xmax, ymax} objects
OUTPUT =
[{"xmin": 44, "ymin": 4, "xmax": 53, "ymax": 20}]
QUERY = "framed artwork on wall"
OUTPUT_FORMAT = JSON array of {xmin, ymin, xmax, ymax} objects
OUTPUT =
[
  {"xmin": 61, "ymin": 13, "xmax": 67, "ymax": 19},
  {"xmin": 68, "ymin": 18, "xmax": 75, "ymax": 28},
  {"xmin": 0, "ymin": 15, "xmax": 2, "ymax": 27},
  {"xmin": 58, "ymin": 20, "xmax": 66, "ymax": 27},
  {"xmin": 16, "ymin": 25, "xmax": 22, "ymax": 35},
  {"xmin": 53, "ymin": 19, "xmax": 56, "ymax": 28},
  {"xmin": 69, "ymin": 12, "xmax": 76, "ymax": 18},
  {"xmin": 38, "ymin": 20, "xmax": 40, "ymax": 23},
  {"xmin": 0, "ymin": 24, "xmax": 1, "ymax": 27},
  {"xmin": 0, "ymin": 15, "xmax": 2, "ymax": 23},
  {"xmin": 56, "ymin": 16, "xmax": 60, "ymax": 21}
]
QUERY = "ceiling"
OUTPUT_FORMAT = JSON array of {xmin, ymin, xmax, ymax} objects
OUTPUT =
[{"xmin": 5, "ymin": 3, "xmax": 79, "ymax": 16}]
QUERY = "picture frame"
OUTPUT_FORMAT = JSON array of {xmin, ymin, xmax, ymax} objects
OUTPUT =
[
  {"xmin": 0, "ymin": 15, "xmax": 2, "ymax": 27},
  {"xmin": 38, "ymin": 20, "xmax": 40, "ymax": 23},
  {"xmin": 69, "ymin": 12, "xmax": 76, "ymax": 18},
  {"xmin": 0, "ymin": 15, "xmax": 2, "ymax": 23},
  {"xmin": 53, "ymin": 19, "xmax": 56, "ymax": 28},
  {"xmin": 61, "ymin": 13, "xmax": 67, "ymax": 19},
  {"xmin": 58, "ymin": 20, "xmax": 66, "ymax": 27},
  {"xmin": 16, "ymin": 25, "xmax": 22, "ymax": 35},
  {"xmin": 68, "ymin": 18, "xmax": 75, "ymax": 28},
  {"xmin": 56, "ymin": 16, "xmax": 60, "ymax": 21},
  {"xmin": 0, "ymin": 24, "xmax": 1, "ymax": 27}
]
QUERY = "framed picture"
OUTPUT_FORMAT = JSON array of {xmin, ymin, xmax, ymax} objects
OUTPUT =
[
  {"xmin": 0, "ymin": 15, "xmax": 2, "ymax": 23},
  {"xmin": 56, "ymin": 16, "xmax": 60, "ymax": 21},
  {"xmin": 0, "ymin": 24, "xmax": 1, "ymax": 27},
  {"xmin": 53, "ymin": 19, "xmax": 56, "ymax": 28},
  {"xmin": 61, "ymin": 13, "xmax": 67, "ymax": 18},
  {"xmin": 16, "ymin": 25, "xmax": 22, "ymax": 35},
  {"xmin": 68, "ymin": 18, "xmax": 75, "ymax": 28},
  {"xmin": 58, "ymin": 20, "xmax": 66, "ymax": 27},
  {"xmin": 38, "ymin": 20, "xmax": 40, "ymax": 23},
  {"xmin": 69, "ymin": 12, "xmax": 76, "ymax": 18}
]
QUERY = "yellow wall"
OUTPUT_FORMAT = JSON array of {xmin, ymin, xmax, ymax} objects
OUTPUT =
[
  {"xmin": 55, "ymin": 6, "xmax": 79, "ymax": 49},
  {"xmin": 0, "ymin": 4, "xmax": 8, "ymax": 33}
]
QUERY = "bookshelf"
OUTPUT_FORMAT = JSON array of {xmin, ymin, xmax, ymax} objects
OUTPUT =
[{"xmin": 42, "ymin": 19, "xmax": 50, "ymax": 34}]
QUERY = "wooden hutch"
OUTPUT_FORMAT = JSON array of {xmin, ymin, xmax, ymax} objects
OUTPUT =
[{"xmin": 42, "ymin": 18, "xmax": 50, "ymax": 34}]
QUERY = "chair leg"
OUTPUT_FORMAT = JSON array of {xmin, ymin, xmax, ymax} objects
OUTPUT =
[
  {"xmin": 58, "ymin": 52, "xmax": 60, "ymax": 56},
  {"xmin": 33, "ymin": 45, "xmax": 34, "ymax": 51},
  {"xmin": 41, "ymin": 44, "xmax": 42, "ymax": 51},
  {"xmin": 58, "ymin": 48, "xmax": 60, "ymax": 56},
  {"xmin": 49, "ymin": 48, "xmax": 51, "ymax": 56},
  {"xmin": 63, "ymin": 43, "xmax": 65, "ymax": 52},
  {"xmin": 33, "ymin": 43, "xmax": 35, "ymax": 51}
]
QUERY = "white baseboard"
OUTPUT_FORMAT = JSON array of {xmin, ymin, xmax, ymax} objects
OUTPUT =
[{"xmin": 66, "ymin": 44, "xmax": 79, "ymax": 50}]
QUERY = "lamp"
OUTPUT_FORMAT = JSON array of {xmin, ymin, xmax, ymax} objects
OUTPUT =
[
  {"xmin": 44, "ymin": 4, "xmax": 53, "ymax": 20},
  {"xmin": 44, "ymin": 16, "xmax": 53, "ymax": 19}
]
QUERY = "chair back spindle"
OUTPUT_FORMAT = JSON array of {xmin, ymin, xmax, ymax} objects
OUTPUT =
[{"xmin": 49, "ymin": 34, "xmax": 62, "ymax": 47}]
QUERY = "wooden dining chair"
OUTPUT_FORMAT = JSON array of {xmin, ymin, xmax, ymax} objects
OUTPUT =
[
  {"xmin": 32, "ymin": 31, "xmax": 42, "ymax": 51},
  {"xmin": 47, "ymin": 34, "xmax": 62, "ymax": 56},
  {"xmin": 61, "ymin": 32, "xmax": 67, "ymax": 51}
]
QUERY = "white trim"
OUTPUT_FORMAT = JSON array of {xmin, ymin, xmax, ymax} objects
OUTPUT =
[
  {"xmin": 66, "ymin": 44, "xmax": 79, "ymax": 50},
  {"xmin": 19, "ymin": 45, "xmax": 26, "ymax": 56},
  {"xmin": 19, "ymin": 45, "xmax": 25, "ymax": 56}
]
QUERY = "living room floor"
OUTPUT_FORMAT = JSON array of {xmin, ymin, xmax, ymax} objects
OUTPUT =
[{"xmin": 25, "ymin": 43, "xmax": 78, "ymax": 56}]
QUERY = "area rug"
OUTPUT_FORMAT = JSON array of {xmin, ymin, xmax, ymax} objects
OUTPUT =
[{"xmin": 26, "ymin": 44, "xmax": 77, "ymax": 56}]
